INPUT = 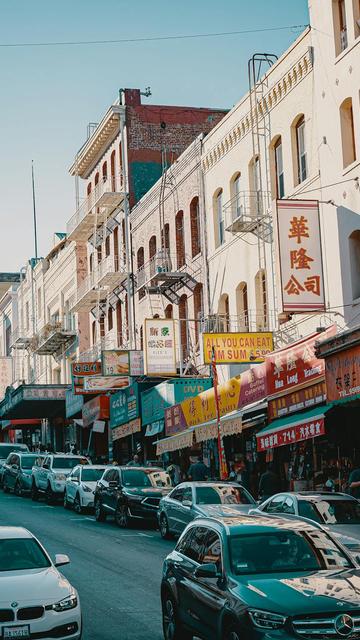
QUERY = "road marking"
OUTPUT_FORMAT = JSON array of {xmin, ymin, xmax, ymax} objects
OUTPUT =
[
  {"xmin": 69, "ymin": 517, "xmax": 91, "ymax": 521},
  {"xmin": 31, "ymin": 505, "xmax": 55, "ymax": 509},
  {"xmin": 138, "ymin": 532, "xmax": 154, "ymax": 538}
]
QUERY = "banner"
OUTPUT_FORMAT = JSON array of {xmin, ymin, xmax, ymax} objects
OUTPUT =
[
  {"xmin": 112, "ymin": 418, "xmax": 141, "ymax": 442},
  {"xmin": 82, "ymin": 396, "xmax": 109, "ymax": 428},
  {"xmin": 257, "ymin": 417, "xmax": 325, "ymax": 452},
  {"xmin": 72, "ymin": 361, "xmax": 102, "ymax": 395},
  {"xmin": 266, "ymin": 326, "xmax": 336, "ymax": 398},
  {"xmin": 325, "ymin": 345, "xmax": 360, "ymax": 401},
  {"xmin": 101, "ymin": 350, "xmax": 144, "ymax": 377},
  {"xmin": 277, "ymin": 199, "xmax": 325, "ymax": 312},
  {"xmin": 84, "ymin": 376, "xmax": 131, "ymax": 392},
  {"xmin": 65, "ymin": 389, "xmax": 84, "ymax": 418},
  {"xmin": 202, "ymin": 332, "xmax": 273, "ymax": 364},
  {"xmin": 0, "ymin": 358, "xmax": 12, "ymax": 402},
  {"xmin": 144, "ymin": 318, "xmax": 176, "ymax": 376},
  {"xmin": 268, "ymin": 381, "xmax": 326, "ymax": 420}
]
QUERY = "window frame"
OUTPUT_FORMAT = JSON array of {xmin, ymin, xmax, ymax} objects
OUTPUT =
[
  {"xmin": 274, "ymin": 137, "xmax": 285, "ymax": 198},
  {"xmin": 296, "ymin": 117, "xmax": 307, "ymax": 184},
  {"xmin": 216, "ymin": 190, "xmax": 224, "ymax": 246}
]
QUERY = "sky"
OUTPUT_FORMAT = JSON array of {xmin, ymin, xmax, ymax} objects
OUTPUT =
[{"xmin": 0, "ymin": 0, "xmax": 309, "ymax": 271}]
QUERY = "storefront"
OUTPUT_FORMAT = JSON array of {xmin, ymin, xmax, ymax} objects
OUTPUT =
[
  {"xmin": 82, "ymin": 395, "xmax": 110, "ymax": 462},
  {"xmin": 65, "ymin": 388, "xmax": 85, "ymax": 453},
  {"xmin": 110, "ymin": 383, "xmax": 141, "ymax": 464}
]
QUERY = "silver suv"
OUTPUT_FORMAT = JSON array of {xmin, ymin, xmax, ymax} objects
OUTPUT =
[{"xmin": 31, "ymin": 453, "xmax": 91, "ymax": 503}]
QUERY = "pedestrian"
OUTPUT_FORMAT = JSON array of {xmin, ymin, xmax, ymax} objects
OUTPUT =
[
  {"xmin": 188, "ymin": 456, "xmax": 209, "ymax": 481},
  {"xmin": 126, "ymin": 454, "xmax": 141, "ymax": 467},
  {"xmin": 235, "ymin": 458, "xmax": 250, "ymax": 491},
  {"xmin": 258, "ymin": 463, "xmax": 280, "ymax": 501},
  {"xmin": 166, "ymin": 463, "xmax": 181, "ymax": 486},
  {"xmin": 228, "ymin": 464, "xmax": 237, "ymax": 481},
  {"xmin": 348, "ymin": 459, "xmax": 360, "ymax": 498}
]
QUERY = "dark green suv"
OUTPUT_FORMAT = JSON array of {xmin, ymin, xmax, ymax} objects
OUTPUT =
[{"xmin": 161, "ymin": 514, "xmax": 360, "ymax": 640}]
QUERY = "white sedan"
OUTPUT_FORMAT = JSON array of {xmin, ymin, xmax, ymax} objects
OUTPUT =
[
  {"xmin": 0, "ymin": 526, "xmax": 81, "ymax": 639},
  {"xmin": 64, "ymin": 465, "xmax": 108, "ymax": 513}
]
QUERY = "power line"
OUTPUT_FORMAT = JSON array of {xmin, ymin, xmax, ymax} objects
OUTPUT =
[{"xmin": 0, "ymin": 25, "xmax": 308, "ymax": 49}]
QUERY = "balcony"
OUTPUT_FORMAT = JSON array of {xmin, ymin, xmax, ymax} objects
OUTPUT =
[
  {"xmin": 224, "ymin": 191, "xmax": 273, "ymax": 242},
  {"xmin": 78, "ymin": 331, "xmax": 125, "ymax": 362},
  {"xmin": 33, "ymin": 317, "xmax": 77, "ymax": 356},
  {"xmin": 72, "ymin": 256, "xmax": 128, "ymax": 312},
  {"xmin": 97, "ymin": 255, "xmax": 126, "ymax": 288},
  {"xmin": 201, "ymin": 311, "xmax": 277, "ymax": 334},
  {"xmin": 10, "ymin": 328, "xmax": 31, "ymax": 350},
  {"xmin": 136, "ymin": 250, "xmax": 198, "ymax": 304},
  {"xmin": 67, "ymin": 174, "xmax": 125, "ymax": 242}
]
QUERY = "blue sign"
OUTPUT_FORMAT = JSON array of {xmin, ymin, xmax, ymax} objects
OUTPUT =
[
  {"xmin": 141, "ymin": 378, "xmax": 212, "ymax": 426},
  {"xmin": 65, "ymin": 389, "xmax": 84, "ymax": 418},
  {"xmin": 110, "ymin": 383, "xmax": 139, "ymax": 428}
]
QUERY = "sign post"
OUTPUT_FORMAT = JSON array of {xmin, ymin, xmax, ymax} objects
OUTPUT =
[{"xmin": 211, "ymin": 348, "xmax": 227, "ymax": 480}]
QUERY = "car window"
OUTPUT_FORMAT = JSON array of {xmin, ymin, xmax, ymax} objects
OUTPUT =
[
  {"xmin": 182, "ymin": 487, "xmax": 193, "ymax": 503},
  {"xmin": 283, "ymin": 496, "xmax": 295, "ymax": 514},
  {"xmin": 43, "ymin": 457, "xmax": 51, "ymax": 468},
  {"xmin": 202, "ymin": 530, "xmax": 222, "ymax": 573},
  {"xmin": 82, "ymin": 468, "xmax": 106, "ymax": 482},
  {"xmin": 34, "ymin": 457, "xmax": 44, "ymax": 468},
  {"xmin": 184, "ymin": 526, "xmax": 208, "ymax": 563},
  {"xmin": 52, "ymin": 457, "xmax": 89, "ymax": 469},
  {"xmin": 72, "ymin": 467, "xmax": 80, "ymax": 480},
  {"xmin": 298, "ymin": 500, "xmax": 323, "ymax": 523},
  {"xmin": 103, "ymin": 469, "xmax": 116, "ymax": 482},
  {"xmin": 20, "ymin": 456, "xmax": 38, "ymax": 470},
  {"xmin": 300, "ymin": 499, "xmax": 360, "ymax": 525},
  {"xmin": 0, "ymin": 538, "xmax": 51, "ymax": 571},
  {"xmin": 263, "ymin": 495, "xmax": 285, "ymax": 513},
  {"xmin": 0, "ymin": 445, "xmax": 29, "ymax": 458},
  {"xmin": 195, "ymin": 485, "xmax": 253, "ymax": 505},
  {"xmin": 176, "ymin": 528, "xmax": 194, "ymax": 556},
  {"xmin": 170, "ymin": 488, "xmax": 184, "ymax": 502},
  {"xmin": 121, "ymin": 470, "xmax": 151, "ymax": 487}
]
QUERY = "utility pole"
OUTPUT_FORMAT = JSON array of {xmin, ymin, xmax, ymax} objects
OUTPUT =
[
  {"xmin": 31, "ymin": 161, "xmax": 38, "ymax": 259},
  {"xmin": 31, "ymin": 162, "xmax": 38, "ymax": 382},
  {"xmin": 211, "ymin": 347, "xmax": 227, "ymax": 479}
]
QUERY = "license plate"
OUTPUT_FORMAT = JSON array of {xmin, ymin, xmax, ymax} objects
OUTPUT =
[{"xmin": 3, "ymin": 626, "xmax": 30, "ymax": 639}]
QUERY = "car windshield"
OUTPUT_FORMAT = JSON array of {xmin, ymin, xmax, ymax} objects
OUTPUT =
[
  {"xmin": 122, "ymin": 470, "xmax": 152, "ymax": 487},
  {"xmin": 53, "ymin": 457, "xmax": 88, "ymax": 469},
  {"xmin": 0, "ymin": 538, "xmax": 51, "ymax": 572},
  {"xmin": 0, "ymin": 445, "xmax": 29, "ymax": 458},
  {"xmin": 149, "ymin": 471, "xmax": 171, "ymax": 488},
  {"xmin": 299, "ymin": 499, "xmax": 360, "ymax": 525},
  {"xmin": 229, "ymin": 529, "xmax": 352, "ymax": 575},
  {"xmin": 81, "ymin": 468, "xmax": 105, "ymax": 482},
  {"xmin": 196, "ymin": 485, "xmax": 254, "ymax": 505},
  {"xmin": 20, "ymin": 456, "xmax": 38, "ymax": 470}
]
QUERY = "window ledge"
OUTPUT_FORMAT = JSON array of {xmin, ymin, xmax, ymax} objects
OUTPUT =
[
  {"xmin": 352, "ymin": 296, "xmax": 360, "ymax": 307},
  {"xmin": 343, "ymin": 159, "xmax": 360, "ymax": 176},
  {"xmin": 335, "ymin": 37, "xmax": 360, "ymax": 64}
]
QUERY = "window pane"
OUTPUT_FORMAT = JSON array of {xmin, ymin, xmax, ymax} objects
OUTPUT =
[
  {"xmin": 203, "ymin": 530, "xmax": 222, "ymax": 572},
  {"xmin": 185, "ymin": 526, "xmax": 208, "ymax": 563},
  {"xmin": 0, "ymin": 538, "xmax": 51, "ymax": 572}
]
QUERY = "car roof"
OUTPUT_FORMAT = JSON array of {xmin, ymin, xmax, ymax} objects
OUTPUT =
[
  {"xmin": 114, "ymin": 466, "xmax": 165, "ymax": 473},
  {"xmin": 78, "ymin": 464, "xmax": 108, "ymax": 469},
  {"xmin": 0, "ymin": 527, "xmax": 33, "ymax": 540},
  {"xmin": 272, "ymin": 491, "xmax": 357, "ymax": 502},
  {"xmin": 191, "ymin": 514, "xmax": 323, "ymax": 536},
  {"xmin": 173, "ymin": 481, "xmax": 242, "ymax": 488},
  {"xmin": 48, "ymin": 453, "xmax": 88, "ymax": 458}
]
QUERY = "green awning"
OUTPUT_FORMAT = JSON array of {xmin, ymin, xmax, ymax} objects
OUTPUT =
[{"xmin": 257, "ymin": 404, "xmax": 330, "ymax": 438}]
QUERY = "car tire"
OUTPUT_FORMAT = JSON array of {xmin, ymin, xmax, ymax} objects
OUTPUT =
[
  {"xmin": 223, "ymin": 622, "xmax": 242, "ymax": 640},
  {"xmin": 162, "ymin": 593, "xmax": 193, "ymax": 640},
  {"xmin": 115, "ymin": 503, "xmax": 131, "ymax": 528},
  {"xmin": 2, "ymin": 479, "xmax": 10, "ymax": 494},
  {"xmin": 64, "ymin": 491, "xmax": 71, "ymax": 509},
  {"xmin": 74, "ymin": 493, "xmax": 82, "ymax": 515},
  {"xmin": 31, "ymin": 482, "xmax": 39, "ymax": 501},
  {"xmin": 14, "ymin": 480, "xmax": 22, "ymax": 497},
  {"xmin": 95, "ymin": 499, "xmax": 106, "ymax": 522},
  {"xmin": 45, "ymin": 483, "xmax": 55, "ymax": 505},
  {"xmin": 160, "ymin": 514, "xmax": 172, "ymax": 540}
]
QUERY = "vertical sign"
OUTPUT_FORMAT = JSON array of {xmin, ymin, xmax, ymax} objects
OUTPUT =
[
  {"xmin": 0, "ymin": 358, "xmax": 12, "ymax": 402},
  {"xmin": 144, "ymin": 318, "xmax": 177, "ymax": 376},
  {"xmin": 277, "ymin": 200, "xmax": 325, "ymax": 312}
]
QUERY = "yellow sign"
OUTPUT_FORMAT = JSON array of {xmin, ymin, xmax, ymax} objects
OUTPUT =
[
  {"xmin": 202, "ymin": 332, "xmax": 273, "ymax": 364},
  {"xmin": 181, "ymin": 377, "xmax": 242, "ymax": 427}
]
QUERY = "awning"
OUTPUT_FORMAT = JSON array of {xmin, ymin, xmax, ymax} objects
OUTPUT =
[
  {"xmin": 1, "ymin": 419, "xmax": 42, "ymax": 431},
  {"xmin": 156, "ymin": 429, "xmax": 194, "ymax": 456},
  {"xmin": 0, "ymin": 385, "xmax": 68, "ymax": 419},
  {"xmin": 112, "ymin": 418, "xmax": 141, "ymax": 442},
  {"xmin": 256, "ymin": 404, "xmax": 329, "ymax": 452},
  {"xmin": 194, "ymin": 410, "xmax": 243, "ymax": 444}
]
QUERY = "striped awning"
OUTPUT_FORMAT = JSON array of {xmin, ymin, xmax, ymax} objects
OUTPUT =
[{"xmin": 156, "ymin": 429, "xmax": 194, "ymax": 455}]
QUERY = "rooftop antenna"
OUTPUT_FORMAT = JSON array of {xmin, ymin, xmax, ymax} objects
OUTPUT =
[
  {"xmin": 140, "ymin": 86, "xmax": 152, "ymax": 98},
  {"xmin": 31, "ymin": 160, "xmax": 38, "ymax": 260}
]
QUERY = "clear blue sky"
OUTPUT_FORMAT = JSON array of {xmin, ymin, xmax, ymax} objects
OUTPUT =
[{"xmin": 0, "ymin": 0, "xmax": 309, "ymax": 271}]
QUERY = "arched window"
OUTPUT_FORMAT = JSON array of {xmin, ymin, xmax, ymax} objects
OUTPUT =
[
  {"xmin": 193, "ymin": 283, "xmax": 203, "ymax": 345},
  {"xmin": 99, "ymin": 315, "xmax": 105, "ymax": 339},
  {"xmin": 349, "ymin": 231, "xmax": 360, "ymax": 299},
  {"xmin": 89, "ymin": 253, "xmax": 93, "ymax": 273},
  {"xmin": 105, "ymin": 235, "xmax": 110, "ymax": 257},
  {"xmin": 116, "ymin": 301, "xmax": 122, "ymax": 347},
  {"xmin": 213, "ymin": 188, "xmax": 224, "ymax": 248},
  {"xmin": 137, "ymin": 246, "xmax": 145, "ymax": 300},
  {"xmin": 230, "ymin": 172, "xmax": 242, "ymax": 220},
  {"xmin": 179, "ymin": 294, "xmax": 188, "ymax": 361},
  {"xmin": 149, "ymin": 235, "xmax": 157, "ymax": 278},
  {"xmin": 102, "ymin": 161, "xmax": 107, "ymax": 182},
  {"xmin": 110, "ymin": 150, "xmax": 116, "ymax": 190},
  {"xmin": 249, "ymin": 157, "xmax": 261, "ymax": 217},
  {"xmin": 92, "ymin": 320, "xmax": 96, "ymax": 344},
  {"xmin": 292, "ymin": 115, "xmax": 307, "ymax": 185},
  {"xmin": 87, "ymin": 182, "xmax": 92, "ymax": 196},
  {"xmin": 113, "ymin": 226, "xmax": 119, "ymax": 270},
  {"xmin": 175, "ymin": 210, "xmax": 185, "ymax": 268},
  {"xmin": 162, "ymin": 223, "xmax": 170, "ymax": 251},
  {"xmin": 165, "ymin": 304, "xmax": 173, "ymax": 319},
  {"xmin": 255, "ymin": 270, "xmax": 267, "ymax": 329},
  {"xmin": 218, "ymin": 293, "xmax": 230, "ymax": 331},
  {"xmin": 95, "ymin": 172, "xmax": 99, "ymax": 187},
  {"xmin": 108, "ymin": 307, "xmax": 113, "ymax": 331},
  {"xmin": 333, "ymin": 0, "xmax": 348, "ymax": 55},
  {"xmin": 190, "ymin": 196, "xmax": 201, "ymax": 257},
  {"xmin": 340, "ymin": 98, "xmax": 356, "ymax": 168},
  {"xmin": 236, "ymin": 282, "xmax": 249, "ymax": 331},
  {"xmin": 274, "ymin": 136, "xmax": 285, "ymax": 198}
]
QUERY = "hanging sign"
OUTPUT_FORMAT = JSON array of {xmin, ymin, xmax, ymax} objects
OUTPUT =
[
  {"xmin": 257, "ymin": 417, "xmax": 325, "ymax": 452},
  {"xmin": 0, "ymin": 358, "xmax": 12, "ymax": 402},
  {"xmin": 101, "ymin": 350, "xmax": 144, "ymax": 377},
  {"xmin": 144, "ymin": 318, "xmax": 176, "ymax": 376},
  {"xmin": 82, "ymin": 396, "xmax": 109, "ymax": 428},
  {"xmin": 202, "ymin": 332, "xmax": 273, "ymax": 364},
  {"xmin": 84, "ymin": 376, "xmax": 131, "ymax": 392},
  {"xmin": 268, "ymin": 381, "xmax": 326, "ymax": 420},
  {"xmin": 72, "ymin": 361, "xmax": 102, "ymax": 395},
  {"xmin": 277, "ymin": 199, "xmax": 325, "ymax": 312},
  {"xmin": 325, "ymin": 345, "xmax": 360, "ymax": 401}
]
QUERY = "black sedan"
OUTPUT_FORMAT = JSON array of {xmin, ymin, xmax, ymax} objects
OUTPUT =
[
  {"xmin": 161, "ymin": 514, "xmax": 360, "ymax": 640},
  {"xmin": 158, "ymin": 481, "xmax": 256, "ymax": 539},
  {"xmin": 94, "ymin": 466, "xmax": 171, "ymax": 527}
]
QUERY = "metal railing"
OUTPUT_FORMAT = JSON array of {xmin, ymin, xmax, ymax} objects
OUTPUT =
[
  {"xmin": 201, "ymin": 311, "xmax": 277, "ymax": 333},
  {"xmin": 136, "ymin": 250, "xmax": 197, "ymax": 291},
  {"xmin": 78, "ymin": 331, "xmax": 127, "ymax": 362},
  {"xmin": 35, "ymin": 316, "xmax": 76, "ymax": 344},
  {"xmin": 224, "ymin": 190, "xmax": 272, "ymax": 229},
  {"xmin": 67, "ymin": 173, "xmax": 124, "ymax": 237},
  {"xmin": 10, "ymin": 327, "xmax": 31, "ymax": 348},
  {"xmin": 96, "ymin": 254, "xmax": 125, "ymax": 282}
]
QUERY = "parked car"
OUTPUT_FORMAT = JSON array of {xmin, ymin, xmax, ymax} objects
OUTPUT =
[
  {"xmin": 249, "ymin": 491, "xmax": 360, "ymax": 549},
  {"xmin": 161, "ymin": 514, "xmax": 360, "ymax": 640},
  {"xmin": 0, "ymin": 526, "xmax": 81, "ymax": 639},
  {"xmin": 2, "ymin": 453, "xmax": 45, "ymax": 496},
  {"xmin": 94, "ymin": 466, "xmax": 172, "ymax": 527},
  {"xmin": 64, "ymin": 464, "xmax": 108, "ymax": 513},
  {"xmin": 0, "ymin": 443, "xmax": 29, "ymax": 485},
  {"xmin": 158, "ymin": 481, "xmax": 256, "ymax": 539},
  {"xmin": 31, "ymin": 453, "xmax": 90, "ymax": 504}
]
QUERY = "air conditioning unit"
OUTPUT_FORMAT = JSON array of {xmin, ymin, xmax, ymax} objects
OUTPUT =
[{"xmin": 340, "ymin": 29, "xmax": 348, "ymax": 51}]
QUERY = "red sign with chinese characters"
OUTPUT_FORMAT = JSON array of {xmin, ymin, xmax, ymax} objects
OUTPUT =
[
  {"xmin": 268, "ymin": 381, "xmax": 326, "ymax": 420},
  {"xmin": 82, "ymin": 395, "xmax": 109, "ymax": 428},
  {"xmin": 257, "ymin": 416, "xmax": 325, "ymax": 452},
  {"xmin": 277, "ymin": 199, "xmax": 325, "ymax": 312},
  {"xmin": 266, "ymin": 326, "xmax": 336, "ymax": 398},
  {"xmin": 325, "ymin": 345, "xmax": 360, "ymax": 401}
]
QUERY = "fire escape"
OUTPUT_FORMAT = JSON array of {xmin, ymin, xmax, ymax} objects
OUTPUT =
[{"xmin": 137, "ymin": 251, "xmax": 198, "ymax": 304}]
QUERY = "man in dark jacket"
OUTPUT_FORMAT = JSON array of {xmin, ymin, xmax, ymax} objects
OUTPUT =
[
  {"xmin": 258, "ymin": 464, "xmax": 280, "ymax": 501},
  {"xmin": 188, "ymin": 457, "xmax": 209, "ymax": 481}
]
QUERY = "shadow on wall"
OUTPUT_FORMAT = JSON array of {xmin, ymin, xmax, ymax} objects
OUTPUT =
[{"xmin": 337, "ymin": 205, "xmax": 360, "ymax": 327}]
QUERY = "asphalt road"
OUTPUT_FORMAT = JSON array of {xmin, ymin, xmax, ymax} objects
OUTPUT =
[{"xmin": 0, "ymin": 490, "xmax": 174, "ymax": 639}]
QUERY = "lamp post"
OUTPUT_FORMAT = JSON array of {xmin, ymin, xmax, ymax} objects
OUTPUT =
[{"xmin": 211, "ymin": 347, "xmax": 227, "ymax": 479}]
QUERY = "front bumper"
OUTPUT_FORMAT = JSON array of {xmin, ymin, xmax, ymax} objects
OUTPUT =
[
  {"xmin": 0, "ymin": 604, "xmax": 81, "ymax": 640},
  {"xmin": 128, "ymin": 500, "xmax": 160, "ymax": 521},
  {"xmin": 80, "ymin": 492, "xmax": 95, "ymax": 509}
]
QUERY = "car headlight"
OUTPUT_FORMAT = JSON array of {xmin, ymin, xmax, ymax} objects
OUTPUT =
[
  {"xmin": 82, "ymin": 484, "xmax": 92, "ymax": 492},
  {"xmin": 52, "ymin": 594, "xmax": 78, "ymax": 612},
  {"xmin": 55, "ymin": 474, "xmax": 66, "ymax": 481},
  {"xmin": 248, "ymin": 609, "xmax": 287, "ymax": 630}
]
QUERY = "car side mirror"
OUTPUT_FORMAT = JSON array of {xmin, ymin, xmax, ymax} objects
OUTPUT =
[
  {"xmin": 54, "ymin": 554, "xmax": 70, "ymax": 567},
  {"xmin": 194, "ymin": 563, "xmax": 219, "ymax": 579},
  {"xmin": 108, "ymin": 480, "xmax": 119, "ymax": 489},
  {"xmin": 182, "ymin": 499, "xmax": 192, "ymax": 508}
]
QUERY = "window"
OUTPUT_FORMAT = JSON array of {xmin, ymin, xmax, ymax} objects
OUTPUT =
[
  {"xmin": 20, "ymin": 455, "xmax": 38, "ymax": 470},
  {"xmin": 214, "ymin": 189, "xmax": 224, "ymax": 247},
  {"xmin": 295, "ymin": 116, "xmax": 307, "ymax": 183},
  {"xmin": 264, "ymin": 495, "xmax": 285, "ymax": 513},
  {"xmin": 196, "ymin": 485, "xmax": 253, "ymax": 506},
  {"xmin": 333, "ymin": 0, "xmax": 348, "ymax": 55},
  {"xmin": 255, "ymin": 269, "xmax": 267, "ymax": 329},
  {"xmin": 165, "ymin": 304, "xmax": 173, "ymax": 319},
  {"xmin": 149, "ymin": 235, "xmax": 157, "ymax": 278},
  {"xmin": 162, "ymin": 223, "xmax": 170, "ymax": 251},
  {"xmin": 72, "ymin": 467, "xmax": 81, "ymax": 480},
  {"xmin": 52, "ymin": 457, "xmax": 88, "ymax": 469},
  {"xmin": 99, "ymin": 315, "xmax": 105, "ymax": 339},
  {"xmin": 236, "ymin": 282, "xmax": 248, "ymax": 331},
  {"xmin": 87, "ymin": 182, "xmax": 92, "ymax": 196},
  {"xmin": 89, "ymin": 253, "xmax": 93, "ymax": 273},
  {"xmin": 116, "ymin": 301, "xmax": 123, "ymax": 346},
  {"xmin": 218, "ymin": 293, "xmax": 230, "ymax": 332},
  {"xmin": 230, "ymin": 172, "xmax": 242, "ymax": 221},
  {"xmin": 170, "ymin": 488, "xmax": 184, "ymax": 502},
  {"xmin": 349, "ymin": 230, "xmax": 360, "ymax": 299},
  {"xmin": 180, "ymin": 526, "xmax": 208, "ymax": 563},
  {"xmin": 181, "ymin": 487, "xmax": 193, "ymax": 503},
  {"xmin": 190, "ymin": 196, "xmax": 201, "ymax": 257},
  {"xmin": 354, "ymin": 0, "xmax": 360, "ymax": 36},
  {"xmin": 179, "ymin": 294, "xmax": 188, "ymax": 360},
  {"xmin": 108, "ymin": 307, "xmax": 113, "ymax": 331},
  {"xmin": 300, "ymin": 499, "xmax": 360, "ymax": 524},
  {"xmin": 176, "ymin": 528, "xmax": 195, "ymax": 556},
  {"xmin": 105, "ymin": 235, "xmax": 110, "ymax": 257},
  {"xmin": 202, "ymin": 530, "xmax": 222, "ymax": 573},
  {"xmin": 121, "ymin": 470, "xmax": 151, "ymax": 487},
  {"xmin": 104, "ymin": 469, "xmax": 119, "ymax": 483},
  {"xmin": 110, "ymin": 150, "xmax": 116, "ymax": 190},
  {"xmin": 175, "ymin": 210, "xmax": 185, "ymax": 269},
  {"xmin": 282, "ymin": 496, "xmax": 295, "ymax": 514},
  {"xmin": 137, "ymin": 246, "xmax": 145, "ymax": 300},
  {"xmin": 193, "ymin": 283, "xmax": 203, "ymax": 345},
  {"xmin": 0, "ymin": 538, "xmax": 51, "ymax": 572},
  {"xmin": 274, "ymin": 137, "xmax": 285, "ymax": 198},
  {"xmin": 82, "ymin": 468, "xmax": 105, "ymax": 482},
  {"xmin": 340, "ymin": 97, "xmax": 356, "ymax": 168},
  {"xmin": 102, "ymin": 161, "xmax": 107, "ymax": 182}
]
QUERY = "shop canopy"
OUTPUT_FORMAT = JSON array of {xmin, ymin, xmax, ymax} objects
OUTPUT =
[
  {"xmin": 256, "ymin": 404, "xmax": 332, "ymax": 452},
  {"xmin": 1, "ymin": 419, "xmax": 42, "ymax": 431},
  {"xmin": 0, "ymin": 385, "xmax": 68, "ymax": 420}
]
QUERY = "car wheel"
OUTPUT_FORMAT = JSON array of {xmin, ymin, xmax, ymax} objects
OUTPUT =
[
  {"xmin": 224, "ymin": 622, "xmax": 242, "ymax": 640},
  {"xmin": 45, "ymin": 484, "xmax": 55, "ymax": 505},
  {"xmin": 95, "ymin": 499, "xmax": 106, "ymax": 522},
  {"xmin": 14, "ymin": 481, "xmax": 22, "ymax": 497},
  {"xmin": 115, "ymin": 503, "xmax": 131, "ymax": 528},
  {"xmin": 162, "ymin": 593, "xmax": 192, "ymax": 640},
  {"xmin": 74, "ymin": 493, "xmax": 82, "ymax": 515},
  {"xmin": 2, "ymin": 480, "xmax": 10, "ymax": 494},
  {"xmin": 31, "ymin": 482, "xmax": 39, "ymax": 501},
  {"xmin": 160, "ymin": 514, "xmax": 172, "ymax": 540},
  {"xmin": 64, "ymin": 491, "xmax": 71, "ymax": 509}
]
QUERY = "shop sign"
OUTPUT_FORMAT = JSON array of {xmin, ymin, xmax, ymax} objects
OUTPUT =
[
  {"xmin": 101, "ymin": 350, "xmax": 144, "ymax": 377},
  {"xmin": 112, "ymin": 418, "xmax": 141, "ymax": 442},
  {"xmin": 84, "ymin": 376, "xmax": 131, "ymax": 392},
  {"xmin": 325, "ymin": 345, "xmax": 360, "ymax": 401},
  {"xmin": 141, "ymin": 378, "xmax": 212, "ymax": 426},
  {"xmin": 22, "ymin": 387, "xmax": 67, "ymax": 401},
  {"xmin": 72, "ymin": 361, "xmax": 102, "ymax": 395},
  {"xmin": 277, "ymin": 199, "xmax": 325, "ymax": 312},
  {"xmin": 82, "ymin": 396, "xmax": 109, "ymax": 428},
  {"xmin": 65, "ymin": 389, "xmax": 84, "ymax": 418},
  {"xmin": 268, "ymin": 381, "xmax": 326, "ymax": 420},
  {"xmin": 0, "ymin": 357, "xmax": 12, "ymax": 402},
  {"xmin": 257, "ymin": 417, "xmax": 325, "ymax": 452},
  {"xmin": 266, "ymin": 326, "xmax": 336, "ymax": 398},
  {"xmin": 93, "ymin": 420, "xmax": 106, "ymax": 434},
  {"xmin": 110, "ymin": 384, "xmax": 139, "ymax": 428},
  {"xmin": 144, "ymin": 318, "xmax": 176, "ymax": 376},
  {"xmin": 165, "ymin": 364, "xmax": 266, "ymax": 435},
  {"xmin": 202, "ymin": 332, "xmax": 273, "ymax": 364},
  {"xmin": 145, "ymin": 420, "xmax": 164, "ymax": 437}
]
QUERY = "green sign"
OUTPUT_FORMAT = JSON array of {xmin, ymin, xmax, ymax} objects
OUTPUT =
[
  {"xmin": 110, "ymin": 383, "xmax": 139, "ymax": 428},
  {"xmin": 141, "ymin": 378, "xmax": 212, "ymax": 426}
]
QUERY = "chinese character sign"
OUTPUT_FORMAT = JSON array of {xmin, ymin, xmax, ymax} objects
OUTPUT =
[
  {"xmin": 257, "ymin": 417, "xmax": 325, "ymax": 452},
  {"xmin": 144, "ymin": 319, "xmax": 176, "ymax": 376},
  {"xmin": 0, "ymin": 358, "xmax": 12, "ymax": 402},
  {"xmin": 277, "ymin": 200, "xmax": 325, "ymax": 312},
  {"xmin": 325, "ymin": 345, "xmax": 360, "ymax": 401}
]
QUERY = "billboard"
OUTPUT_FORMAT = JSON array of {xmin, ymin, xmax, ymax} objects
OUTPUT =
[
  {"xmin": 277, "ymin": 199, "xmax": 325, "ymax": 312},
  {"xmin": 71, "ymin": 361, "xmax": 102, "ymax": 395},
  {"xmin": 84, "ymin": 376, "xmax": 131, "ymax": 392},
  {"xmin": 110, "ymin": 384, "xmax": 139, "ymax": 428},
  {"xmin": 144, "ymin": 318, "xmax": 176, "ymax": 376},
  {"xmin": 325, "ymin": 345, "xmax": 360, "ymax": 401},
  {"xmin": 202, "ymin": 332, "xmax": 273, "ymax": 364},
  {"xmin": 101, "ymin": 350, "xmax": 144, "ymax": 377}
]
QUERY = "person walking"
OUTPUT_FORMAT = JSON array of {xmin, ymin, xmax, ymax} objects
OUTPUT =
[
  {"xmin": 188, "ymin": 456, "xmax": 209, "ymax": 481},
  {"xmin": 348, "ymin": 459, "xmax": 360, "ymax": 498},
  {"xmin": 126, "ymin": 454, "xmax": 141, "ymax": 467},
  {"xmin": 235, "ymin": 458, "xmax": 250, "ymax": 491},
  {"xmin": 258, "ymin": 463, "xmax": 280, "ymax": 501}
]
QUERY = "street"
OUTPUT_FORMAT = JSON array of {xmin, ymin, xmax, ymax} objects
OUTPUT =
[{"xmin": 0, "ymin": 491, "xmax": 173, "ymax": 640}]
